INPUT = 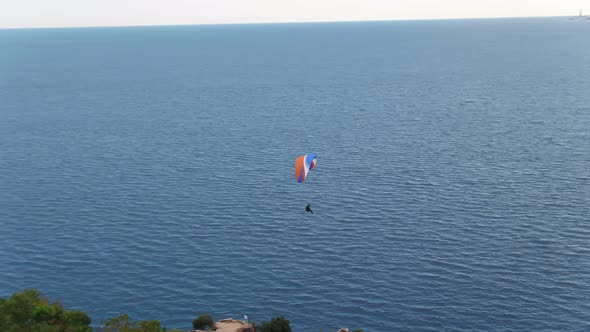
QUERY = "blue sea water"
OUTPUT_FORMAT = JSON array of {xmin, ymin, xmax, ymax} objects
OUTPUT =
[{"xmin": 1, "ymin": 17, "xmax": 590, "ymax": 331}]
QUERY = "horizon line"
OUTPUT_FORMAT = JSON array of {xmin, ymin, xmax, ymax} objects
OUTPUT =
[{"xmin": 0, "ymin": 14, "xmax": 570, "ymax": 31}]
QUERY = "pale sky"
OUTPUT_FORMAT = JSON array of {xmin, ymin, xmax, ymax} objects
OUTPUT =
[{"xmin": 0, "ymin": 0, "xmax": 589, "ymax": 29}]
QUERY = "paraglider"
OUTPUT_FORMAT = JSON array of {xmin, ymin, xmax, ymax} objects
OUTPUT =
[{"xmin": 296, "ymin": 154, "xmax": 317, "ymax": 214}]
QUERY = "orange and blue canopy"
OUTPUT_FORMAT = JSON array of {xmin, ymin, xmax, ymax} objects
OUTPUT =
[{"xmin": 295, "ymin": 154, "xmax": 317, "ymax": 183}]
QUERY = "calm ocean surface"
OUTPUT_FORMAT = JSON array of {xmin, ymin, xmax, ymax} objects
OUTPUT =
[{"xmin": 1, "ymin": 17, "xmax": 589, "ymax": 331}]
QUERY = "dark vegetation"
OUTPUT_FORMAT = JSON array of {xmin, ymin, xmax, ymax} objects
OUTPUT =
[
  {"xmin": 1, "ymin": 290, "xmax": 359, "ymax": 332},
  {"xmin": 257, "ymin": 316, "xmax": 291, "ymax": 332},
  {"xmin": 102, "ymin": 314, "xmax": 162, "ymax": 332},
  {"xmin": 0, "ymin": 289, "xmax": 91, "ymax": 332},
  {"xmin": 192, "ymin": 314, "xmax": 214, "ymax": 330}
]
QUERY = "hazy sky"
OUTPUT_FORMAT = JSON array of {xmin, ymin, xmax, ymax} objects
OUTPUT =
[{"xmin": 1, "ymin": 0, "xmax": 588, "ymax": 29}]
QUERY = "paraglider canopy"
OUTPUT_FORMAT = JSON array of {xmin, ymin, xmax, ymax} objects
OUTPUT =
[{"xmin": 295, "ymin": 154, "xmax": 316, "ymax": 183}]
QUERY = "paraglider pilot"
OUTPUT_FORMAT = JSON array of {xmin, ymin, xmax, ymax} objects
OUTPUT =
[{"xmin": 305, "ymin": 203, "xmax": 314, "ymax": 214}]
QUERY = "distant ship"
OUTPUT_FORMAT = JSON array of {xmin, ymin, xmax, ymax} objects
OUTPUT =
[{"xmin": 569, "ymin": 9, "xmax": 590, "ymax": 20}]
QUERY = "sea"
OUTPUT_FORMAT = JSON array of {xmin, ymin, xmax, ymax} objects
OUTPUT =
[{"xmin": 1, "ymin": 17, "xmax": 589, "ymax": 331}]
